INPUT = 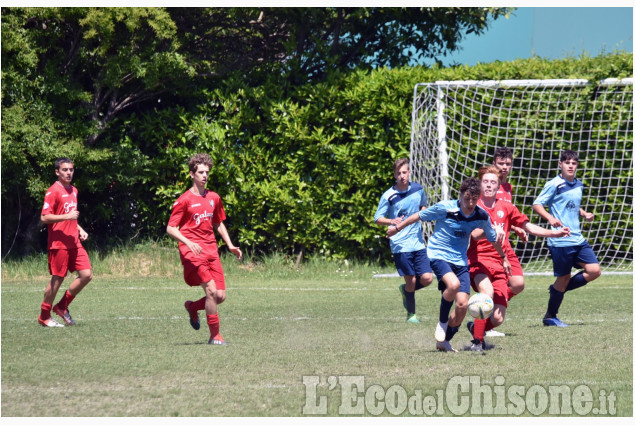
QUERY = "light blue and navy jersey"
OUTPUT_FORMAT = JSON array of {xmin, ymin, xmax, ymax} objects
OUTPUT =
[
  {"xmin": 374, "ymin": 182, "xmax": 427, "ymax": 253},
  {"xmin": 533, "ymin": 175, "xmax": 585, "ymax": 247},
  {"xmin": 418, "ymin": 200, "xmax": 497, "ymax": 266}
]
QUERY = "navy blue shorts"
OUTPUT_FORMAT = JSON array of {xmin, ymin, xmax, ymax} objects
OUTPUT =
[
  {"xmin": 393, "ymin": 249, "xmax": 432, "ymax": 277},
  {"xmin": 548, "ymin": 241, "xmax": 599, "ymax": 277},
  {"xmin": 430, "ymin": 259, "xmax": 471, "ymax": 294}
]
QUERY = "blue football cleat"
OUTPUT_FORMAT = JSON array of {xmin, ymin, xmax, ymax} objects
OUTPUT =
[{"xmin": 543, "ymin": 317, "xmax": 569, "ymax": 327}]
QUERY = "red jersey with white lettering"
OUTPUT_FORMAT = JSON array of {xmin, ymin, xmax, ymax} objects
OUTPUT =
[
  {"xmin": 468, "ymin": 198, "xmax": 528, "ymax": 261},
  {"xmin": 41, "ymin": 182, "xmax": 82, "ymax": 250},
  {"xmin": 168, "ymin": 189, "xmax": 226, "ymax": 257},
  {"xmin": 496, "ymin": 181, "xmax": 513, "ymax": 203}
]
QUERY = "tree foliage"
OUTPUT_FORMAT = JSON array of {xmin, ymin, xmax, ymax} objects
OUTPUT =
[{"xmin": 1, "ymin": 6, "xmax": 631, "ymax": 263}]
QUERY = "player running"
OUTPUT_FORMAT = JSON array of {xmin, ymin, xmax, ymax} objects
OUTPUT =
[
  {"xmin": 38, "ymin": 157, "xmax": 93, "ymax": 327},
  {"xmin": 387, "ymin": 178, "xmax": 509, "ymax": 352},
  {"xmin": 532, "ymin": 150, "xmax": 602, "ymax": 327},
  {"xmin": 167, "ymin": 153, "xmax": 242, "ymax": 345},
  {"xmin": 467, "ymin": 166, "xmax": 571, "ymax": 351},
  {"xmin": 374, "ymin": 158, "xmax": 434, "ymax": 323}
]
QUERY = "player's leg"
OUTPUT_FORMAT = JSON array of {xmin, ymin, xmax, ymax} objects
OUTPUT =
[
  {"xmin": 40, "ymin": 250, "xmax": 67, "ymax": 327},
  {"xmin": 443, "ymin": 265, "xmax": 471, "ymax": 347},
  {"xmin": 205, "ymin": 257, "xmax": 227, "ymax": 345},
  {"xmin": 431, "ymin": 259, "xmax": 460, "ymax": 343},
  {"xmin": 468, "ymin": 273, "xmax": 493, "ymax": 345},
  {"xmin": 40, "ymin": 275, "xmax": 66, "ymax": 327},
  {"xmin": 506, "ymin": 251, "xmax": 524, "ymax": 299},
  {"xmin": 566, "ymin": 242, "xmax": 601, "ymax": 292},
  {"xmin": 394, "ymin": 252, "xmax": 418, "ymax": 321},
  {"xmin": 543, "ymin": 246, "xmax": 573, "ymax": 327},
  {"xmin": 53, "ymin": 248, "xmax": 92, "ymax": 326}
]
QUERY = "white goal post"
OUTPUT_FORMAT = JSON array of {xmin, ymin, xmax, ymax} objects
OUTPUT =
[{"xmin": 410, "ymin": 78, "xmax": 633, "ymax": 274}]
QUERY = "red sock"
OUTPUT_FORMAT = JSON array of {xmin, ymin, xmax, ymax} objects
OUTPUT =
[
  {"xmin": 207, "ymin": 314, "xmax": 220, "ymax": 339},
  {"xmin": 191, "ymin": 297, "xmax": 206, "ymax": 312},
  {"xmin": 56, "ymin": 290, "xmax": 75, "ymax": 311},
  {"xmin": 507, "ymin": 286, "xmax": 516, "ymax": 301},
  {"xmin": 40, "ymin": 303, "xmax": 52, "ymax": 320},
  {"xmin": 484, "ymin": 317, "xmax": 496, "ymax": 332},
  {"xmin": 473, "ymin": 319, "xmax": 486, "ymax": 342}
]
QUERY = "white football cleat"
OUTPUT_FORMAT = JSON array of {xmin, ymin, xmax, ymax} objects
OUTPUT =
[
  {"xmin": 436, "ymin": 341, "xmax": 457, "ymax": 352},
  {"xmin": 434, "ymin": 321, "xmax": 448, "ymax": 342},
  {"xmin": 38, "ymin": 316, "xmax": 64, "ymax": 327}
]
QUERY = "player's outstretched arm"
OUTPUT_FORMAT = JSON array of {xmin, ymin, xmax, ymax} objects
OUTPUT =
[
  {"xmin": 214, "ymin": 222, "xmax": 243, "ymax": 261},
  {"xmin": 523, "ymin": 222, "xmax": 571, "ymax": 239}
]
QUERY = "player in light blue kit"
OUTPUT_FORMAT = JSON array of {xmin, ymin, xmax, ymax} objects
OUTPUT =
[
  {"xmin": 533, "ymin": 150, "xmax": 602, "ymax": 327},
  {"xmin": 374, "ymin": 158, "xmax": 434, "ymax": 323},
  {"xmin": 388, "ymin": 178, "xmax": 509, "ymax": 352}
]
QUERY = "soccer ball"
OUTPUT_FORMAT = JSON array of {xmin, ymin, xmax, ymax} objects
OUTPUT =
[{"xmin": 467, "ymin": 293, "xmax": 494, "ymax": 319}]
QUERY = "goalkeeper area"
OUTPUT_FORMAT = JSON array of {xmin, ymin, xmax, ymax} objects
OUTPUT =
[{"xmin": 410, "ymin": 78, "xmax": 633, "ymax": 273}]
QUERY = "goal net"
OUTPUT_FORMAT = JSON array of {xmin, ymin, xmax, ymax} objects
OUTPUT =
[{"xmin": 410, "ymin": 78, "xmax": 633, "ymax": 273}]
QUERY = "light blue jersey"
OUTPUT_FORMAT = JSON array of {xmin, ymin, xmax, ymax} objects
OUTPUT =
[
  {"xmin": 418, "ymin": 200, "xmax": 497, "ymax": 266},
  {"xmin": 374, "ymin": 182, "xmax": 427, "ymax": 253},
  {"xmin": 533, "ymin": 175, "xmax": 585, "ymax": 247}
]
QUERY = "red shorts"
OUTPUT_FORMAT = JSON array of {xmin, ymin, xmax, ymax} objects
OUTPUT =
[
  {"xmin": 469, "ymin": 256, "xmax": 519, "ymax": 309},
  {"xmin": 507, "ymin": 250, "xmax": 523, "ymax": 277},
  {"xmin": 48, "ymin": 248, "xmax": 92, "ymax": 277},
  {"xmin": 180, "ymin": 249, "xmax": 226, "ymax": 290}
]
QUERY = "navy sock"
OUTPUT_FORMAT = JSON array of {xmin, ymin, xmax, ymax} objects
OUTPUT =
[
  {"xmin": 439, "ymin": 296, "xmax": 453, "ymax": 323},
  {"xmin": 545, "ymin": 284, "xmax": 565, "ymax": 318},
  {"xmin": 445, "ymin": 326, "xmax": 460, "ymax": 342},
  {"xmin": 566, "ymin": 273, "xmax": 588, "ymax": 292},
  {"xmin": 404, "ymin": 288, "xmax": 416, "ymax": 314}
]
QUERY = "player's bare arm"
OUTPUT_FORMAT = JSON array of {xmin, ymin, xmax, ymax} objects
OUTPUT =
[
  {"xmin": 580, "ymin": 208, "xmax": 594, "ymax": 222},
  {"xmin": 522, "ymin": 222, "xmax": 571, "ymax": 239},
  {"xmin": 532, "ymin": 204, "xmax": 564, "ymax": 228},
  {"xmin": 213, "ymin": 221, "xmax": 243, "ymax": 261},
  {"xmin": 386, "ymin": 212, "xmax": 420, "ymax": 237},
  {"xmin": 78, "ymin": 224, "xmax": 89, "ymax": 241},
  {"xmin": 491, "ymin": 241, "xmax": 512, "ymax": 275},
  {"xmin": 40, "ymin": 210, "xmax": 80, "ymax": 224},
  {"xmin": 166, "ymin": 224, "xmax": 203, "ymax": 255},
  {"xmin": 375, "ymin": 217, "xmax": 403, "ymax": 227}
]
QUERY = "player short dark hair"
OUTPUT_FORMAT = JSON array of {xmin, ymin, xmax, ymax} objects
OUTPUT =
[
  {"xmin": 459, "ymin": 177, "xmax": 481, "ymax": 197},
  {"xmin": 560, "ymin": 149, "xmax": 579, "ymax": 163},
  {"xmin": 393, "ymin": 158, "xmax": 409, "ymax": 174},
  {"xmin": 55, "ymin": 157, "xmax": 74, "ymax": 170},
  {"xmin": 189, "ymin": 153, "xmax": 213, "ymax": 173},
  {"xmin": 493, "ymin": 147, "xmax": 513, "ymax": 162}
]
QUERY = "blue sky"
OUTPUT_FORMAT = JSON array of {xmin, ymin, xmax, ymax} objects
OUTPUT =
[{"xmin": 428, "ymin": 7, "xmax": 633, "ymax": 66}]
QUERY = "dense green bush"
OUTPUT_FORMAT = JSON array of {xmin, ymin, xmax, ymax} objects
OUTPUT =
[{"xmin": 2, "ymin": 53, "xmax": 632, "ymax": 264}]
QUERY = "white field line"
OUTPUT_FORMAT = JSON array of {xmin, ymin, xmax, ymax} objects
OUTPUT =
[{"xmin": 1, "ymin": 285, "xmax": 632, "ymax": 293}]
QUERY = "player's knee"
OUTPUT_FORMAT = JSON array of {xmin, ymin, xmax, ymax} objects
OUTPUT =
[
  {"xmin": 454, "ymin": 298, "xmax": 468, "ymax": 311},
  {"xmin": 419, "ymin": 273, "xmax": 433, "ymax": 287},
  {"xmin": 586, "ymin": 265, "xmax": 601, "ymax": 281},
  {"xmin": 510, "ymin": 279, "xmax": 524, "ymax": 294},
  {"xmin": 216, "ymin": 291, "xmax": 226, "ymax": 304}
]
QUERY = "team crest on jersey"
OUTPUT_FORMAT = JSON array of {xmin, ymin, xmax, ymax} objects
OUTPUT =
[
  {"xmin": 566, "ymin": 200, "xmax": 577, "ymax": 210},
  {"xmin": 497, "ymin": 210, "xmax": 504, "ymax": 219},
  {"xmin": 209, "ymin": 199, "xmax": 215, "ymax": 209}
]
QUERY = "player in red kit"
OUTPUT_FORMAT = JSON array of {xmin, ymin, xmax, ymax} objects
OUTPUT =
[
  {"xmin": 467, "ymin": 166, "xmax": 570, "ymax": 351},
  {"xmin": 38, "ymin": 157, "xmax": 93, "ymax": 327},
  {"xmin": 167, "ymin": 153, "xmax": 242, "ymax": 345}
]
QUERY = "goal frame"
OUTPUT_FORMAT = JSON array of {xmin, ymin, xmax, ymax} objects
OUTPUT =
[{"xmin": 409, "ymin": 77, "xmax": 633, "ymax": 274}]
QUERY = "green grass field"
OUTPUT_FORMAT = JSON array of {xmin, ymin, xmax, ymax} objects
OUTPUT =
[{"xmin": 1, "ymin": 252, "xmax": 632, "ymax": 417}]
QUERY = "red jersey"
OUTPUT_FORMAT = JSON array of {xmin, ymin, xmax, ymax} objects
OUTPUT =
[
  {"xmin": 467, "ymin": 198, "xmax": 528, "ymax": 261},
  {"xmin": 496, "ymin": 181, "xmax": 513, "ymax": 203},
  {"xmin": 41, "ymin": 182, "xmax": 82, "ymax": 250},
  {"xmin": 168, "ymin": 189, "xmax": 226, "ymax": 257}
]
